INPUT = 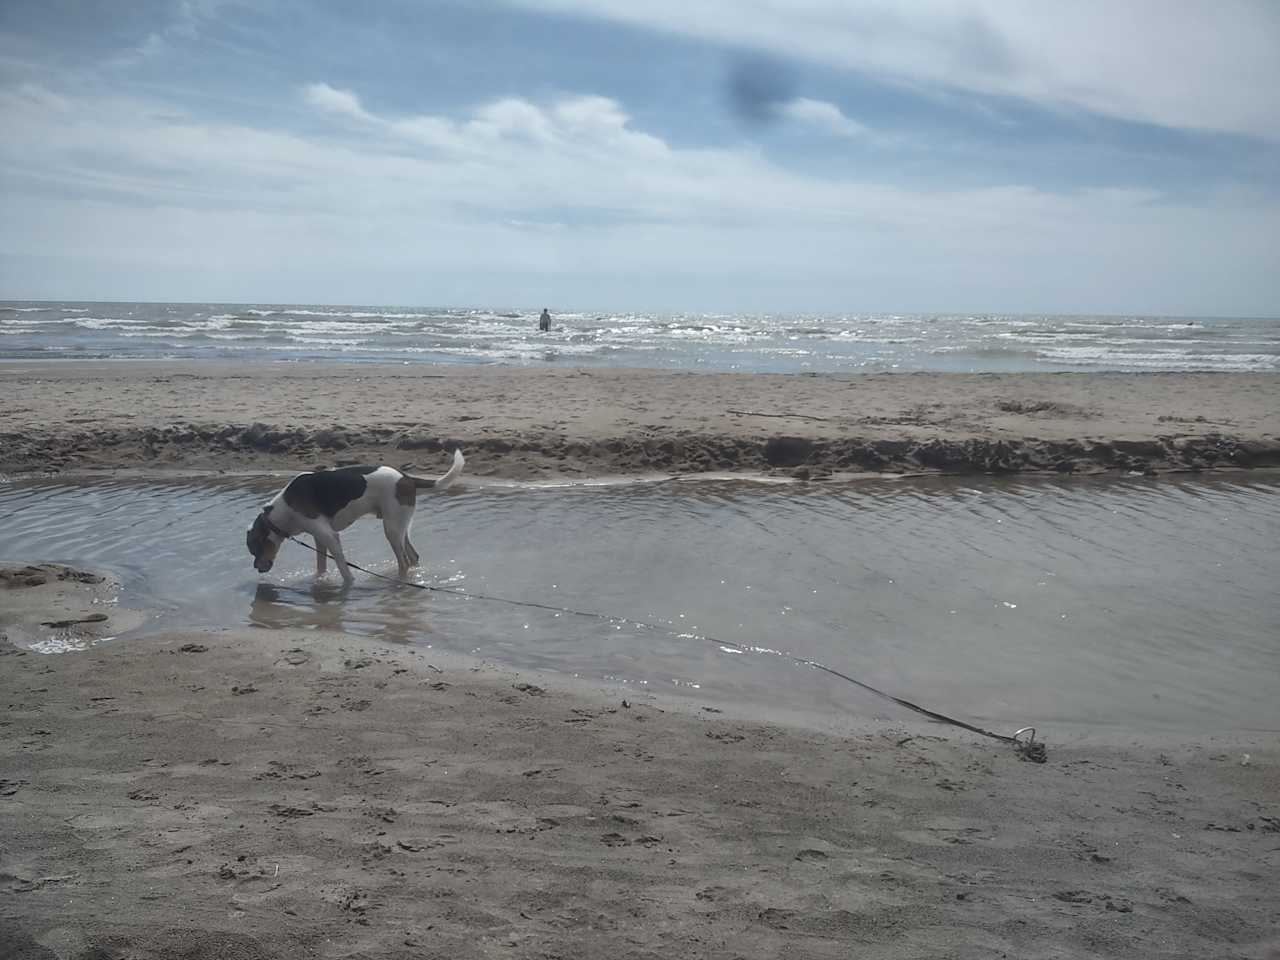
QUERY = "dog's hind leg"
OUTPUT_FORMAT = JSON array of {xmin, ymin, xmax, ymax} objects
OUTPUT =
[
  {"xmin": 382, "ymin": 515, "xmax": 412, "ymax": 579},
  {"xmin": 403, "ymin": 516, "xmax": 420, "ymax": 567},
  {"xmin": 314, "ymin": 537, "xmax": 328, "ymax": 576}
]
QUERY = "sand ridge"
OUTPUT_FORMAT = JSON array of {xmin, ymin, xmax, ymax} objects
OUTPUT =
[{"xmin": 2, "ymin": 362, "xmax": 1278, "ymax": 479}]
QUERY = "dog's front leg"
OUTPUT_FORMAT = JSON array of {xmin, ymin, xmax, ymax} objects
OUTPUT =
[
  {"xmin": 314, "ymin": 537, "xmax": 328, "ymax": 576},
  {"xmin": 321, "ymin": 532, "xmax": 355, "ymax": 585}
]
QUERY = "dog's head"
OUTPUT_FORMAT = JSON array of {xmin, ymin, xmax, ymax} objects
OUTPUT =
[{"xmin": 246, "ymin": 510, "xmax": 283, "ymax": 573}]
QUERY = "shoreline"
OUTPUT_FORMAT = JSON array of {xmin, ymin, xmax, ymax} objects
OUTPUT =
[
  {"xmin": 5, "ymin": 563, "xmax": 1274, "ymax": 752},
  {"xmin": 2, "ymin": 361, "xmax": 1278, "ymax": 479},
  {"xmin": 3, "ymin": 573, "xmax": 1278, "ymax": 958}
]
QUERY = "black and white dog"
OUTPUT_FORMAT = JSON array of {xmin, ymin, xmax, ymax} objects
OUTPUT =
[{"xmin": 246, "ymin": 449, "xmax": 464, "ymax": 585}]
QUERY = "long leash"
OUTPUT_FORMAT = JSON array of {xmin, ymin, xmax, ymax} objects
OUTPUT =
[{"xmin": 284, "ymin": 534, "xmax": 1047, "ymax": 762}]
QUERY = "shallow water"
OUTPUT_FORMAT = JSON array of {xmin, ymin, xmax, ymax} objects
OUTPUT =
[{"xmin": 2, "ymin": 474, "xmax": 1278, "ymax": 733}]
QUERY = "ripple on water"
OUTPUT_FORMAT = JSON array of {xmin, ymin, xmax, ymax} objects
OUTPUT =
[{"xmin": 1, "ymin": 473, "xmax": 1278, "ymax": 732}]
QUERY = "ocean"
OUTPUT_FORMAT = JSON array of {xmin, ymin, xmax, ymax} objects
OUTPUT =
[{"xmin": 2, "ymin": 301, "xmax": 1278, "ymax": 373}]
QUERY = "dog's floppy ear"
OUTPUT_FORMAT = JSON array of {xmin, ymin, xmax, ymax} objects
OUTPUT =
[{"xmin": 246, "ymin": 512, "xmax": 269, "ymax": 555}]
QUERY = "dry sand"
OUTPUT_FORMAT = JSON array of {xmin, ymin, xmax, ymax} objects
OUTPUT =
[
  {"xmin": 2, "ymin": 571, "xmax": 1278, "ymax": 960},
  {"xmin": 2, "ymin": 361, "xmax": 1278, "ymax": 478},
  {"xmin": 3, "ymin": 363, "xmax": 1279, "ymax": 957}
]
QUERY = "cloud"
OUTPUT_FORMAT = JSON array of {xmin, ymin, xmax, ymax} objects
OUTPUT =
[
  {"xmin": 302, "ymin": 84, "xmax": 668, "ymax": 160},
  {"xmin": 777, "ymin": 98, "xmax": 870, "ymax": 138},
  {"xmin": 302, "ymin": 83, "xmax": 373, "ymax": 122},
  {"xmin": 0, "ymin": 83, "xmax": 71, "ymax": 114},
  {"xmin": 113, "ymin": 0, "xmax": 235, "ymax": 66},
  {"xmin": 503, "ymin": 0, "xmax": 1280, "ymax": 140},
  {"xmin": 2, "ymin": 80, "xmax": 1276, "ymax": 312}
]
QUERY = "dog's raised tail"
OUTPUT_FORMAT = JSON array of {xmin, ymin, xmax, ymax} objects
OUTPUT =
[{"xmin": 415, "ymin": 448, "xmax": 464, "ymax": 490}]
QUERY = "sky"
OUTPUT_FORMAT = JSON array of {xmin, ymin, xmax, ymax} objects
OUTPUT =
[{"xmin": 1, "ymin": 0, "xmax": 1278, "ymax": 315}]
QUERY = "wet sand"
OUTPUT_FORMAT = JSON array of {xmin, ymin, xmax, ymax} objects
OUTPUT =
[
  {"xmin": 2, "ymin": 570, "xmax": 1279, "ymax": 959},
  {"xmin": 1, "ymin": 361, "xmax": 1278, "ymax": 478}
]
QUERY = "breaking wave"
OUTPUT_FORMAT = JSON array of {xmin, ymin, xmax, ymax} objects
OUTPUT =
[{"xmin": 1, "ymin": 301, "xmax": 1276, "ymax": 373}]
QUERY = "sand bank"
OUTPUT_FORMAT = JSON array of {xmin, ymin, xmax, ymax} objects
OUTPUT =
[
  {"xmin": 2, "ymin": 361, "xmax": 1278, "ymax": 478},
  {"xmin": 2, "ymin": 567, "xmax": 1278, "ymax": 959}
]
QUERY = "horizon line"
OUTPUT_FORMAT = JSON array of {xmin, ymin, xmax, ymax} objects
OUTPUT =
[{"xmin": 2, "ymin": 297, "xmax": 1277, "ymax": 323}]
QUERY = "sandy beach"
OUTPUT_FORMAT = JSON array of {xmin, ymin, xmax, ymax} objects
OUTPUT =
[
  {"xmin": 5, "ymin": 0, "xmax": 1278, "ymax": 953},
  {"xmin": 1, "ymin": 361, "xmax": 1278, "ymax": 478},
  {"xmin": 2, "ymin": 568, "xmax": 1278, "ymax": 960},
  {"xmin": 3, "ymin": 364, "xmax": 1279, "ymax": 957}
]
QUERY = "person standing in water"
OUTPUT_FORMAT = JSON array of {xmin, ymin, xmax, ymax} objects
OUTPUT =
[{"xmin": 539, "ymin": 308, "xmax": 551, "ymax": 332}]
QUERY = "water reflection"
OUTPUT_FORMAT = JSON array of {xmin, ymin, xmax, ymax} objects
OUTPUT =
[
  {"xmin": 249, "ymin": 579, "xmax": 443, "ymax": 646},
  {"xmin": 249, "ymin": 581, "xmax": 348, "ymax": 630}
]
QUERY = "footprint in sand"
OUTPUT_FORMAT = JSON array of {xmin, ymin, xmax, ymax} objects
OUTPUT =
[{"xmin": 794, "ymin": 848, "xmax": 829, "ymax": 863}]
